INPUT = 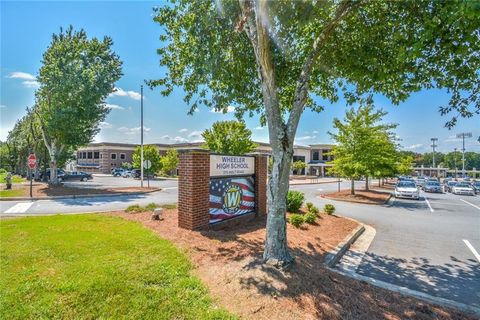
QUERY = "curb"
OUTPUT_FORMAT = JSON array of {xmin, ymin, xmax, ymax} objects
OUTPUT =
[
  {"xmin": 290, "ymin": 179, "xmax": 342, "ymax": 186},
  {"xmin": 0, "ymin": 188, "xmax": 162, "ymax": 201},
  {"xmin": 330, "ymin": 267, "xmax": 480, "ymax": 317},
  {"xmin": 319, "ymin": 192, "xmax": 393, "ymax": 206},
  {"xmin": 324, "ymin": 223, "xmax": 365, "ymax": 268}
]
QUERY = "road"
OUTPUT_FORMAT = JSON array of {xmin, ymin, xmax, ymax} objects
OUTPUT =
[
  {"xmin": 1, "ymin": 176, "xmax": 479, "ymax": 308},
  {"xmin": 290, "ymin": 182, "xmax": 480, "ymax": 309}
]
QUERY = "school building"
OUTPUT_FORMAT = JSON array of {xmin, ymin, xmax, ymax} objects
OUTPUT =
[{"xmin": 74, "ymin": 141, "xmax": 335, "ymax": 176}]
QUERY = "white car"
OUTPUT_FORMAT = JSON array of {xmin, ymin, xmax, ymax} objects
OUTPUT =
[
  {"xmin": 395, "ymin": 181, "xmax": 420, "ymax": 200},
  {"xmin": 451, "ymin": 182, "xmax": 475, "ymax": 196}
]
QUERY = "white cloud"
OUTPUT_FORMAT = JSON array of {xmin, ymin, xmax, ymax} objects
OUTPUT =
[
  {"xmin": 188, "ymin": 130, "xmax": 203, "ymax": 138},
  {"xmin": 210, "ymin": 105, "xmax": 235, "ymax": 113},
  {"xmin": 99, "ymin": 121, "xmax": 112, "ymax": 129},
  {"xmin": 8, "ymin": 72, "xmax": 36, "ymax": 81},
  {"xmin": 295, "ymin": 135, "xmax": 316, "ymax": 141},
  {"xmin": 118, "ymin": 126, "xmax": 150, "ymax": 135},
  {"xmin": 179, "ymin": 128, "xmax": 188, "ymax": 133},
  {"xmin": 254, "ymin": 126, "xmax": 265, "ymax": 130},
  {"xmin": 105, "ymin": 103, "xmax": 124, "ymax": 110},
  {"xmin": 109, "ymin": 87, "xmax": 141, "ymax": 100},
  {"xmin": 161, "ymin": 135, "xmax": 189, "ymax": 143},
  {"xmin": 172, "ymin": 136, "xmax": 189, "ymax": 143},
  {"xmin": 312, "ymin": 130, "xmax": 319, "ymax": 134},
  {"xmin": 406, "ymin": 144, "xmax": 423, "ymax": 150},
  {"xmin": 22, "ymin": 80, "xmax": 40, "ymax": 88},
  {"xmin": 0, "ymin": 104, "xmax": 6, "ymax": 109}
]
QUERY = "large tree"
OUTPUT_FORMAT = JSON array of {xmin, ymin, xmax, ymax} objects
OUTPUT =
[
  {"xmin": 329, "ymin": 105, "xmax": 397, "ymax": 194},
  {"xmin": 132, "ymin": 145, "xmax": 162, "ymax": 175},
  {"xmin": 202, "ymin": 120, "xmax": 258, "ymax": 155},
  {"xmin": 35, "ymin": 27, "xmax": 122, "ymax": 183},
  {"xmin": 150, "ymin": 1, "xmax": 480, "ymax": 265}
]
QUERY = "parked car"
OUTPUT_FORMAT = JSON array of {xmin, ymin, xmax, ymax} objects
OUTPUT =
[
  {"xmin": 445, "ymin": 181, "xmax": 458, "ymax": 193},
  {"xmin": 423, "ymin": 181, "xmax": 442, "ymax": 193},
  {"xmin": 451, "ymin": 182, "xmax": 475, "ymax": 196},
  {"xmin": 472, "ymin": 181, "xmax": 480, "ymax": 194},
  {"xmin": 112, "ymin": 168, "xmax": 125, "ymax": 177},
  {"xmin": 395, "ymin": 181, "xmax": 420, "ymax": 200},
  {"xmin": 415, "ymin": 178, "xmax": 426, "ymax": 188},
  {"xmin": 40, "ymin": 168, "xmax": 66, "ymax": 180},
  {"xmin": 131, "ymin": 169, "xmax": 141, "ymax": 179},
  {"xmin": 122, "ymin": 170, "xmax": 133, "ymax": 178},
  {"xmin": 60, "ymin": 171, "xmax": 93, "ymax": 182}
]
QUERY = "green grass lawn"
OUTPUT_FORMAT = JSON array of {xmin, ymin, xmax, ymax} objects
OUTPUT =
[
  {"xmin": 0, "ymin": 214, "xmax": 235, "ymax": 319},
  {"xmin": 0, "ymin": 189, "xmax": 24, "ymax": 198}
]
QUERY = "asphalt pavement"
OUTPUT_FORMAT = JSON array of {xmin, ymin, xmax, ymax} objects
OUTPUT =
[{"xmin": 1, "ymin": 176, "xmax": 479, "ymax": 309}]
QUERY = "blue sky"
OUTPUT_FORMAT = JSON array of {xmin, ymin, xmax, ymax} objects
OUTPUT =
[{"xmin": 1, "ymin": 1, "xmax": 479, "ymax": 153}]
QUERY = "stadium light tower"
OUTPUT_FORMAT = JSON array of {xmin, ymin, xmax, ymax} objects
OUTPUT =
[
  {"xmin": 430, "ymin": 138, "xmax": 438, "ymax": 168},
  {"xmin": 456, "ymin": 132, "xmax": 472, "ymax": 177}
]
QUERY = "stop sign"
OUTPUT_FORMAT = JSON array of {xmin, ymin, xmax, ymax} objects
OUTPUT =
[{"xmin": 28, "ymin": 154, "xmax": 37, "ymax": 170}]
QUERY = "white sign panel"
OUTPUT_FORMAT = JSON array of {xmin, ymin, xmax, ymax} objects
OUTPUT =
[{"xmin": 210, "ymin": 155, "xmax": 255, "ymax": 177}]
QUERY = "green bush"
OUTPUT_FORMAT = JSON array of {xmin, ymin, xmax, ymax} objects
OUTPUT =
[
  {"xmin": 307, "ymin": 204, "xmax": 319, "ymax": 215},
  {"xmin": 288, "ymin": 214, "xmax": 304, "ymax": 228},
  {"xmin": 0, "ymin": 168, "xmax": 7, "ymax": 175},
  {"xmin": 125, "ymin": 204, "xmax": 143, "ymax": 213},
  {"xmin": 323, "ymin": 204, "xmax": 336, "ymax": 215},
  {"xmin": 304, "ymin": 212, "xmax": 317, "ymax": 224},
  {"xmin": 145, "ymin": 203, "xmax": 159, "ymax": 211},
  {"xmin": 306, "ymin": 202, "xmax": 314, "ymax": 211},
  {"xmin": 286, "ymin": 190, "xmax": 305, "ymax": 213}
]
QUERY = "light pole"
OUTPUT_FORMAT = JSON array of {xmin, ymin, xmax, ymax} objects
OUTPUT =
[
  {"xmin": 453, "ymin": 147, "xmax": 457, "ymax": 180},
  {"xmin": 430, "ymin": 138, "xmax": 438, "ymax": 176},
  {"xmin": 456, "ymin": 132, "xmax": 472, "ymax": 178},
  {"xmin": 140, "ymin": 85, "xmax": 144, "ymax": 188}
]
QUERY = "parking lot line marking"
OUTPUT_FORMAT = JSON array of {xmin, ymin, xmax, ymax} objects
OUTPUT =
[
  {"xmin": 4, "ymin": 202, "xmax": 34, "ymax": 214},
  {"xmin": 459, "ymin": 199, "xmax": 480, "ymax": 211},
  {"xmin": 423, "ymin": 196, "xmax": 434, "ymax": 212},
  {"xmin": 463, "ymin": 240, "xmax": 480, "ymax": 262}
]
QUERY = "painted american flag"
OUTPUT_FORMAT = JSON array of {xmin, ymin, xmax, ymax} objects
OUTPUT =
[{"xmin": 209, "ymin": 176, "xmax": 255, "ymax": 224}]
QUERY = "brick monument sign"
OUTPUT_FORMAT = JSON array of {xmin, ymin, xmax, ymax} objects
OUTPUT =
[{"xmin": 178, "ymin": 149, "xmax": 267, "ymax": 230}]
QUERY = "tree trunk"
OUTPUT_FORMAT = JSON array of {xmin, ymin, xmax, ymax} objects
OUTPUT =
[
  {"xmin": 378, "ymin": 178, "xmax": 381, "ymax": 187},
  {"xmin": 351, "ymin": 178, "xmax": 355, "ymax": 195},
  {"xmin": 263, "ymin": 145, "xmax": 294, "ymax": 266},
  {"xmin": 365, "ymin": 176, "xmax": 369, "ymax": 191}
]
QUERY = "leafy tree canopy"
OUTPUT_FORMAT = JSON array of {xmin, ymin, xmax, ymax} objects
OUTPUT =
[
  {"xmin": 202, "ymin": 120, "xmax": 258, "ymax": 155},
  {"xmin": 160, "ymin": 149, "xmax": 179, "ymax": 175},
  {"xmin": 132, "ymin": 145, "xmax": 162, "ymax": 174}
]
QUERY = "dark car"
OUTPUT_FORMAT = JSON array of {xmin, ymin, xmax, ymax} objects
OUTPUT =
[
  {"xmin": 472, "ymin": 181, "xmax": 480, "ymax": 194},
  {"xmin": 423, "ymin": 181, "xmax": 442, "ymax": 193},
  {"xmin": 112, "ymin": 168, "xmax": 125, "ymax": 177},
  {"xmin": 40, "ymin": 169, "xmax": 66, "ymax": 181},
  {"xmin": 60, "ymin": 171, "xmax": 92, "ymax": 182},
  {"xmin": 445, "ymin": 181, "xmax": 457, "ymax": 193}
]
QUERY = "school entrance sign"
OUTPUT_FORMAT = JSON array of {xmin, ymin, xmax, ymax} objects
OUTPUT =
[{"xmin": 177, "ymin": 150, "xmax": 267, "ymax": 230}]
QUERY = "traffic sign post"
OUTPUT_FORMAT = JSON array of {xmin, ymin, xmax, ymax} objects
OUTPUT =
[
  {"xmin": 28, "ymin": 154, "xmax": 37, "ymax": 198},
  {"xmin": 143, "ymin": 160, "xmax": 152, "ymax": 188}
]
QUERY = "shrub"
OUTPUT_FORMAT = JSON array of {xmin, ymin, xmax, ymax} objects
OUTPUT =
[
  {"xmin": 286, "ymin": 190, "xmax": 305, "ymax": 213},
  {"xmin": 306, "ymin": 202, "xmax": 314, "ymax": 211},
  {"xmin": 308, "ymin": 205, "xmax": 319, "ymax": 215},
  {"xmin": 304, "ymin": 212, "xmax": 317, "ymax": 224},
  {"xmin": 161, "ymin": 203, "xmax": 177, "ymax": 210},
  {"xmin": 126, "ymin": 204, "xmax": 143, "ymax": 213},
  {"xmin": 145, "ymin": 203, "xmax": 159, "ymax": 211},
  {"xmin": 289, "ymin": 214, "xmax": 304, "ymax": 228},
  {"xmin": 323, "ymin": 204, "xmax": 336, "ymax": 215}
]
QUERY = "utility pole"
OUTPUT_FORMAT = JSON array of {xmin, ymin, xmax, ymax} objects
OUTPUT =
[
  {"xmin": 430, "ymin": 138, "xmax": 438, "ymax": 176},
  {"xmin": 453, "ymin": 147, "xmax": 457, "ymax": 180},
  {"xmin": 140, "ymin": 85, "xmax": 144, "ymax": 188},
  {"xmin": 456, "ymin": 132, "xmax": 472, "ymax": 178}
]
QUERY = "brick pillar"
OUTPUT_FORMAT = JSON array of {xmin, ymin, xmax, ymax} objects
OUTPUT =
[
  {"xmin": 178, "ymin": 149, "xmax": 210, "ymax": 230},
  {"xmin": 254, "ymin": 154, "xmax": 268, "ymax": 216}
]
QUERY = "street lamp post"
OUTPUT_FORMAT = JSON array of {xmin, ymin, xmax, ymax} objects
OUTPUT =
[
  {"xmin": 453, "ymin": 147, "xmax": 457, "ymax": 180},
  {"xmin": 140, "ymin": 85, "xmax": 144, "ymax": 188},
  {"xmin": 456, "ymin": 132, "xmax": 472, "ymax": 178},
  {"xmin": 430, "ymin": 138, "xmax": 438, "ymax": 176}
]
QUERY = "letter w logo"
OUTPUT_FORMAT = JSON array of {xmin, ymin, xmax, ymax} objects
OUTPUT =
[{"xmin": 226, "ymin": 191, "xmax": 240, "ymax": 207}]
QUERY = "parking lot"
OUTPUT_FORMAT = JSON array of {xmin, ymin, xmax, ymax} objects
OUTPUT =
[
  {"xmin": 63, "ymin": 174, "xmax": 178, "ymax": 190},
  {"xmin": 291, "ymin": 182, "xmax": 480, "ymax": 309}
]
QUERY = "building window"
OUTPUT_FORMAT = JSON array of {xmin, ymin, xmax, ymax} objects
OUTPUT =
[
  {"xmin": 87, "ymin": 152, "xmax": 93, "ymax": 159},
  {"xmin": 82, "ymin": 152, "xmax": 87, "ymax": 159},
  {"xmin": 77, "ymin": 152, "xmax": 82, "ymax": 159},
  {"xmin": 312, "ymin": 151, "xmax": 319, "ymax": 161},
  {"xmin": 100, "ymin": 153, "xmax": 103, "ymax": 159},
  {"xmin": 94, "ymin": 152, "xmax": 100, "ymax": 159},
  {"xmin": 322, "ymin": 149, "xmax": 331, "ymax": 161},
  {"xmin": 111, "ymin": 153, "xmax": 117, "ymax": 160},
  {"xmin": 293, "ymin": 156, "xmax": 305, "ymax": 162},
  {"xmin": 120, "ymin": 153, "xmax": 126, "ymax": 160}
]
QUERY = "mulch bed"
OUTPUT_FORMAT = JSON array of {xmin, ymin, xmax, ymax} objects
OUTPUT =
[
  {"xmin": 111, "ymin": 210, "xmax": 473, "ymax": 320},
  {"xmin": 322, "ymin": 189, "xmax": 391, "ymax": 205},
  {"xmin": 1, "ymin": 183, "xmax": 158, "ymax": 198}
]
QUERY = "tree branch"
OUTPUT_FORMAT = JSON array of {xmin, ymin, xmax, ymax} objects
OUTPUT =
[{"xmin": 286, "ymin": 0, "xmax": 360, "ymax": 141}]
